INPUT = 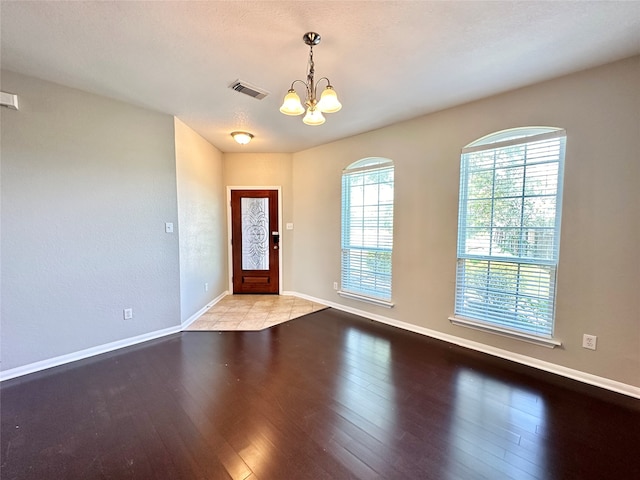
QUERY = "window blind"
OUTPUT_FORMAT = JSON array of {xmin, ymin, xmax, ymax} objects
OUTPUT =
[
  {"xmin": 455, "ymin": 129, "xmax": 566, "ymax": 337},
  {"xmin": 341, "ymin": 160, "xmax": 394, "ymax": 301}
]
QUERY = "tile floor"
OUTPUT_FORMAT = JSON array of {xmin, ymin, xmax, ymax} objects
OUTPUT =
[{"xmin": 186, "ymin": 294, "xmax": 328, "ymax": 331}]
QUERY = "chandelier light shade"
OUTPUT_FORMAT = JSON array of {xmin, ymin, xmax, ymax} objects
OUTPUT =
[
  {"xmin": 279, "ymin": 32, "xmax": 342, "ymax": 125},
  {"xmin": 303, "ymin": 107, "xmax": 325, "ymax": 126},
  {"xmin": 230, "ymin": 131, "xmax": 254, "ymax": 145},
  {"xmin": 280, "ymin": 90, "xmax": 305, "ymax": 116},
  {"xmin": 317, "ymin": 85, "xmax": 341, "ymax": 113}
]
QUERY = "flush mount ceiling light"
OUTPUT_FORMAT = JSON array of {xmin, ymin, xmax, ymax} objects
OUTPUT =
[
  {"xmin": 230, "ymin": 131, "xmax": 254, "ymax": 145},
  {"xmin": 279, "ymin": 32, "xmax": 342, "ymax": 126}
]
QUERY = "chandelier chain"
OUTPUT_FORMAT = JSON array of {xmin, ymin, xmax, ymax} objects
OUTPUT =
[{"xmin": 307, "ymin": 46, "xmax": 315, "ymax": 107}]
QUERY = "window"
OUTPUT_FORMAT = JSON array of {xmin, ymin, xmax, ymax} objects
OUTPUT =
[
  {"xmin": 341, "ymin": 157, "xmax": 394, "ymax": 306},
  {"xmin": 453, "ymin": 127, "xmax": 566, "ymax": 343}
]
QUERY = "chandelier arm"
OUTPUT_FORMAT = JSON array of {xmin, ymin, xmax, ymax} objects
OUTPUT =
[
  {"xmin": 315, "ymin": 77, "xmax": 333, "ymax": 88},
  {"xmin": 311, "ymin": 77, "xmax": 333, "ymax": 108},
  {"xmin": 289, "ymin": 79, "xmax": 309, "ymax": 91}
]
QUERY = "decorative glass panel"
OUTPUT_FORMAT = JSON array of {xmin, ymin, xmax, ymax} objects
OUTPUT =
[{"xmin": 241, "ymin": 197, "xmax": 269, "ymax": 270}]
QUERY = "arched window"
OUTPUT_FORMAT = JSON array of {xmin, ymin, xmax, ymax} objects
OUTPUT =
[
  {"xmin": 452, "ymin": 127, "xmax": 566, "ymax": 344},
  {"xmin": 340, "ymin": 157, "xmax": 394, "ymax": 306}
]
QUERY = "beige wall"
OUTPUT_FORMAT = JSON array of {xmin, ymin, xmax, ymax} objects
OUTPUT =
[
  {"xmin": 223, "ymin": 153, "xmax": 294, "ymax": 291},
  {"xmin": 175, "ymin": 118, "xmax": 227, "ymax": 322},
  {"xmin": 291, "ymin": 56, "xmax": 640, "ymax": 387},
  {"xmin": 1, "ymin": 71, "xmax": 181, "ymax": 372},
  {"xmin": 2, "ymin": 57, "xmax": 637, "ymax": 391}
]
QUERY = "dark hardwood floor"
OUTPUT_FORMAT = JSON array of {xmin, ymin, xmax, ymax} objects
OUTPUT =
[{"xmin": 2, "ymin": 308, "xmax": 639, "ymax": 479}]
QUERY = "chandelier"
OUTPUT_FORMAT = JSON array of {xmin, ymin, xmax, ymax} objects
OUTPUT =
[{"xmin": 279, "ymin": 32, "xmax": 342, "ymax": 126}]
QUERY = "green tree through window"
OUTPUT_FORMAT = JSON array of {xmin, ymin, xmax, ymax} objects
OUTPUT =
[
  {"xmin": 341, "ymin": 158, "xmax": 394, "ymax": 302},
  {"xmin": 455, "ymin": 128, "xmax": 566, "ymax": 336}
]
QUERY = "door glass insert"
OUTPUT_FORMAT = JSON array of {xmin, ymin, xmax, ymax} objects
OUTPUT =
[{"xmin": 241, "ymin": 197, "xmax": 269, "ymax": 270}]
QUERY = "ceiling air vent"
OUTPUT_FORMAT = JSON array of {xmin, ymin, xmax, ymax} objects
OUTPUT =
[{"xmin": 229, "ymin": 80, "xmax": 269, "ymax": 100}]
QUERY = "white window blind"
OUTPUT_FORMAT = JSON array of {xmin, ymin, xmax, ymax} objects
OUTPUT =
[
  {"xmin": 455, "ymin": 128, "xmax": 566, "ymax": 337},
  {"xmin": 341, "ymin": 158, "xmax": 394, "ymax": 302}
]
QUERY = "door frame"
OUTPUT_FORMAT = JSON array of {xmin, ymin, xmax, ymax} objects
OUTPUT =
[{"xmin": 226, "ymin": 186, "xmax": 283, "ymax": 294}]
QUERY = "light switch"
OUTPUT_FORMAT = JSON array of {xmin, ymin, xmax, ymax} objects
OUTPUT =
[
  {"xmin": 165, "ymin": 222, "xmax": 174, "ymax": 233},
  {"xmin": 286, "ymin": 223, "xmax": 294, "ymax": 230}
]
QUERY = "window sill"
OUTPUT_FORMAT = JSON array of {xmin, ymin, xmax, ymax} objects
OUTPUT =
[
  {"xmin": 448, "ymin": 316, "xmax": 561, "ymax": 348},
  {"xmin": 337, "ymin": 290, "xmax": 395, "ymax": 308}
]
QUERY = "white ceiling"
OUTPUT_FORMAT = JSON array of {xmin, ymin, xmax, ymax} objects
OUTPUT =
[{"xmin": 2, "ymin": 1, "xmax": 639, "ymax": 153}]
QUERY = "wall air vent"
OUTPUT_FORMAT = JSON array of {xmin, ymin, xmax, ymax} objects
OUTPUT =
[{"xmin": 229, "ymin": 80, "xmax": 269, "ymax": 100}]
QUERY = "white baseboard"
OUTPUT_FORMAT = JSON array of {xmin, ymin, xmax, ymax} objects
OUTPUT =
[
  {"xmin": 289, "ymin": 291, "xmax": 640, "ymax": 400},
  {"xmin": 0, "ymin": 291, "xmax": 231, "ymax": 383},
  {"xmin": 181, "ymin": 290, "xmax": 229, "ymax": 329},
  {"xmin": 0, "ymin": 325, "xmax": 182, "ymax": 382},
  {"xmin": 5, "ymin": 290, "xmax": 638, "ymax": 400}
]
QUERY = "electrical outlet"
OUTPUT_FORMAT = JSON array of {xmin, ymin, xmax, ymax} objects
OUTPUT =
[
  {"xmin": 582, "ymin": 334, "xmax": 597, "ymax": 350},
  {"xmin": 123, "ymin": 308, "xmax": 133, "ymax": 320},
  {"xmin": 204, "ymin": 282, "xmax": 209, "ymax": 292},
  {"xmin": 333, "ymin": 282, "xmax": 338, "ymax": 290}
]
